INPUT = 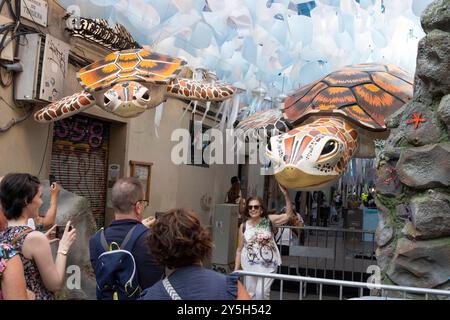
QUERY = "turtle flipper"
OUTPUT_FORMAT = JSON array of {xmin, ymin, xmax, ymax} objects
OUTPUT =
[
  {"xmin": 166, "ymin": 78, "xmax": 236, "ymax": 101},
  {"xmin": 34, "ymin": 91, "xmax": 95, "ymax": 122},
  {"xmin": 235, "ymin": 108, "xmax": 289, "ymax": 139}
]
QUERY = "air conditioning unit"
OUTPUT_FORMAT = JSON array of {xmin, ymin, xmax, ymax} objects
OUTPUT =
[{"xmin": 14, "ymin": 33, "xmax": 70, "ymax": 103}]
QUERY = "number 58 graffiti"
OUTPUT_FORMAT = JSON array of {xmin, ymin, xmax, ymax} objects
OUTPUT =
[{"xmin": 366, "ymin": 265, "xmax": 381, "ymax": 289}]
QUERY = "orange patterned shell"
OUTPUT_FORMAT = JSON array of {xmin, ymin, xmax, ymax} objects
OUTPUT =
[
  {"xmin": 77, "ymin": 48, "xmax": 186, "ymax": 92},
  {"xmin": 284, "ymin": 63, "xmax": 413, "ymax": 131}
]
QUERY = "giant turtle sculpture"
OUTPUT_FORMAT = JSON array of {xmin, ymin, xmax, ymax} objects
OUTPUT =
[
  {"xmin": 237, "ymin": 63, "xmax": 413, "ymax": 190},
  {"xmin": 34, "ymin": 48, "xmax": 236, "ymax": 122}
]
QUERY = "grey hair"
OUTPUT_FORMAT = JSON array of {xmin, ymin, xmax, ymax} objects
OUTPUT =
[{"xmin": 111, "ymin": 177, "xmax": 144, "ymax": 213}]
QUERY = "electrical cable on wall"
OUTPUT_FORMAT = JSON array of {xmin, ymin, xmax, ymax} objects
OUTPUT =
[
  {"xmin": 36, "ymin": 123, "xmax": 51, "ymax": 176},
  {"xmin": 0, "ymin": 104, "xmax": 32, "ymax": 132},
  {"xmin": 0, "ymin": 0, "xmax": 42, "ymax": 132}
]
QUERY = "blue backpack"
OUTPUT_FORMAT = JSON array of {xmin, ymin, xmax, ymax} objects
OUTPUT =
[{"xmin": 93, "ymin": 224, "xmax": 148, "ymax": 300}]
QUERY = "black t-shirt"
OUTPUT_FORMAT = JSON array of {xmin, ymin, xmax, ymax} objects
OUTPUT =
[{"xmin": 89, "ymin": 219, "xmax": 164, "ymax": 290}]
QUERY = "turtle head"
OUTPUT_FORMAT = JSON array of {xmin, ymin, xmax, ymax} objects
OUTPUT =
[
  {"xmin": 101, "ymin": 81, "xmax": 151, "ymax": 118},
  {"xmin": 266, "ymin": 118, "xmax": 358, "ymax": 190}
]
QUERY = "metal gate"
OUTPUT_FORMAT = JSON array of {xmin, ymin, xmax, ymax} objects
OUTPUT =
[{"xmin": 50, "ymin": 115, "xmax": 110, "ymax": 227}]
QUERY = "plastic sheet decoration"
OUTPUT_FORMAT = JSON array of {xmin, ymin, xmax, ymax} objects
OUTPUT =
[{"xmin": 60, "ymin": 0, "xmax": 433, "ymax": 124}]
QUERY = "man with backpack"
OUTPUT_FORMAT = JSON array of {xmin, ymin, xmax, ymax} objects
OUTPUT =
[{"xmin": 89, "ymin": 178, "xmax": 163, "ymax": 300}]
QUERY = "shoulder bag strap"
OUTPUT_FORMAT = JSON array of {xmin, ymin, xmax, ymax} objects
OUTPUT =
[
  {"xmin": 120, "ymin": 224, "xmax": 139, "ymax": 249},
  {"xmin": 98, "ymin": 228, "xmax": 109, "ymax": 252},
  {"xmin": 162, "ymin": 278, "xmax": 182, "ymax": 300},
  {"xmin": 11, "ymin": 227, "xmax": 33, "ymax": 246},
  {"xmin": 121, "ymin": 224, "xmax": 148, "ymax": 252}
]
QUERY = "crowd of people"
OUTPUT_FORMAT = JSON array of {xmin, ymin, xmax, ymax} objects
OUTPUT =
[{"xmin": 0, "ymin": 172, "xmax": 307, "ymax": 300}]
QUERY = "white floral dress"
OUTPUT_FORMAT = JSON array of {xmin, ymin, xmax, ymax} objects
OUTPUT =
[{"xmin": 241, "ymin": 218, "xmax": 281, "ymax": 273}]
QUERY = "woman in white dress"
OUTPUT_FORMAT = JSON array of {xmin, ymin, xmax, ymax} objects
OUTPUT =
[{"xmin": 234, "ymin": 184, "xmax": 295, "ymax": 300}]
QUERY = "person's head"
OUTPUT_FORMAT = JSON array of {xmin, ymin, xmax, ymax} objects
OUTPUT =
[
  {"xmin": 227, "ymin": 176, "xmax": 241, "ymax": 204},
  {"xmin": 147, "ymin": 208, "xmax": 213, "ymax": 269},
  {"xmin": 111, "ymin": 177, "xmax": 147, "ymax": 218},
  {"xmin": 243, "ymin": 196, "xmax": 267, "ymax": 220},
  {"xmin": 0, "ymin": 173, "xmax": 42, "ymax": 221}
]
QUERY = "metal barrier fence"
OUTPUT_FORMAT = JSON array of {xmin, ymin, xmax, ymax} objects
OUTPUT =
[
  {"xmin": 274, "ymin": 225, "xmax": 376, "ymax": 286},
  {"xmin": 234, "ymin": 270, "xmax": 450, "ymax": 300}
]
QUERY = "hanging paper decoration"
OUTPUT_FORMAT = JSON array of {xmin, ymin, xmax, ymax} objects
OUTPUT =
[
  {"xmin": 124, "ymin": 0, "xmax": 160, "ymax": 29},
  {"xmin": 150, "ymin": 0, "xmax": 179, "ymax": 23},
  {"xmin": 247, "ymin": 86, "xmax": 267, "ymax": 115},
  {"xmin": 228, "ymin": 94, "xmax": 240, "ymax": 129},
  {"xmin": 62, "ymin": 0, "xmax": 428, "ymax": 111},
  {"xmin": 242, "ymin": 37, "xmax": 258, "ymax": 64},
  {"xmin": 190, "ymin": 21, "xmax": 213, "ymax": 49},
  {"xmin": 201, "ymin": 101, "xmax": 211, "ymax": 123},
  {"xmin": 154, "ymin": 102, "xmax": 164, "ymax": 138}
]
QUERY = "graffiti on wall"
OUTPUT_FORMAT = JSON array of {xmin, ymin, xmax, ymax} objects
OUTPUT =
[
  {"xmin": 54, "ymin": 117, "xmax": 105, "ymax": 148},
  {"xmin": 51, "ymin": 115, "xmax": 110, "ymax": 227}
]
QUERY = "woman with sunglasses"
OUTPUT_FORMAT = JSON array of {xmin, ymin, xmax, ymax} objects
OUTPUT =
[{"xmin": 234, "ymin": 183, "xmax": 295, "ymax": 300}]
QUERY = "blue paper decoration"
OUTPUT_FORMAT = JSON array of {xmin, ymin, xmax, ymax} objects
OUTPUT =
[{"xmin": 60, "ymin": 0, "xmax": 427, "ymax": 100}]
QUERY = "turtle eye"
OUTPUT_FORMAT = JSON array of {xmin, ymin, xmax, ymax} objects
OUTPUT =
[
  {"xmin": 104, "ymin": 96, "xmax": 111, "ymax": 105},
  {"xmin": 141, "ymin": 91, "xmax": 150, "ymax": 101},
  {"xmin": 321, "ymin": 140, "xmax": 337, "ymax": 156}
]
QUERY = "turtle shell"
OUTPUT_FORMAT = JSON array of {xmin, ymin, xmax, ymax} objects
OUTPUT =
[
  {"xmin": 284, "ymin": 63, "xmax": 413, "ymax": 131},
  {"xmin": 77, "ymin": 48, "xmax": 186, "ymax": 92}
]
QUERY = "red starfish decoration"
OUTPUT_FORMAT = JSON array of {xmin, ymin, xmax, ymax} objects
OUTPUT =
[{"xmin": 407, "ymin": 112, "xmax": 427, "ymax": 129}]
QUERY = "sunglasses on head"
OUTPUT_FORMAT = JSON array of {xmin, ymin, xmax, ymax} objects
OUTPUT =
[{"xmin": 248, "ymin": 205, "xmax": 261, "ymax": 210}]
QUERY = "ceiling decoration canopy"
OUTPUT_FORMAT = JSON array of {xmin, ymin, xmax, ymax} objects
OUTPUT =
[{"xmin": 60, "ymin": 0, "xmax": 431, "ymax": 106}]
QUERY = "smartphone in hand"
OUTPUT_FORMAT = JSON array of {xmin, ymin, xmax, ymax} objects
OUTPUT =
[
  {"xmin": 55, "ymin": 224, "xmax": 73, "ymax": 239},
  {"xmin": 49, "ymin": 174, "xmax": 56, "ymax": 187}
]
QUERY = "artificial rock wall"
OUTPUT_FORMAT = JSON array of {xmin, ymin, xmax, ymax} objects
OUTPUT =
[
  {"xmin": 41, "ymin": 183, "xmax": 97, "ymax": 300},
  {"xmin": 375, "ymin": 0, "xmax": 450, "ymax": 293}
]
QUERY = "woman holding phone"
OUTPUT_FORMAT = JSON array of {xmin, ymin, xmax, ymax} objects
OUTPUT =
[
  {"xmin": 0, "ymin": 173, "xmax": 77, "ymax": 300},
  {"xmin": 234, "ymin": 183, "xmax": 296, "ymax": 300},
  {"xmin": 1, "ymin": 175, "xmax": 61, "ymax": 232}
]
